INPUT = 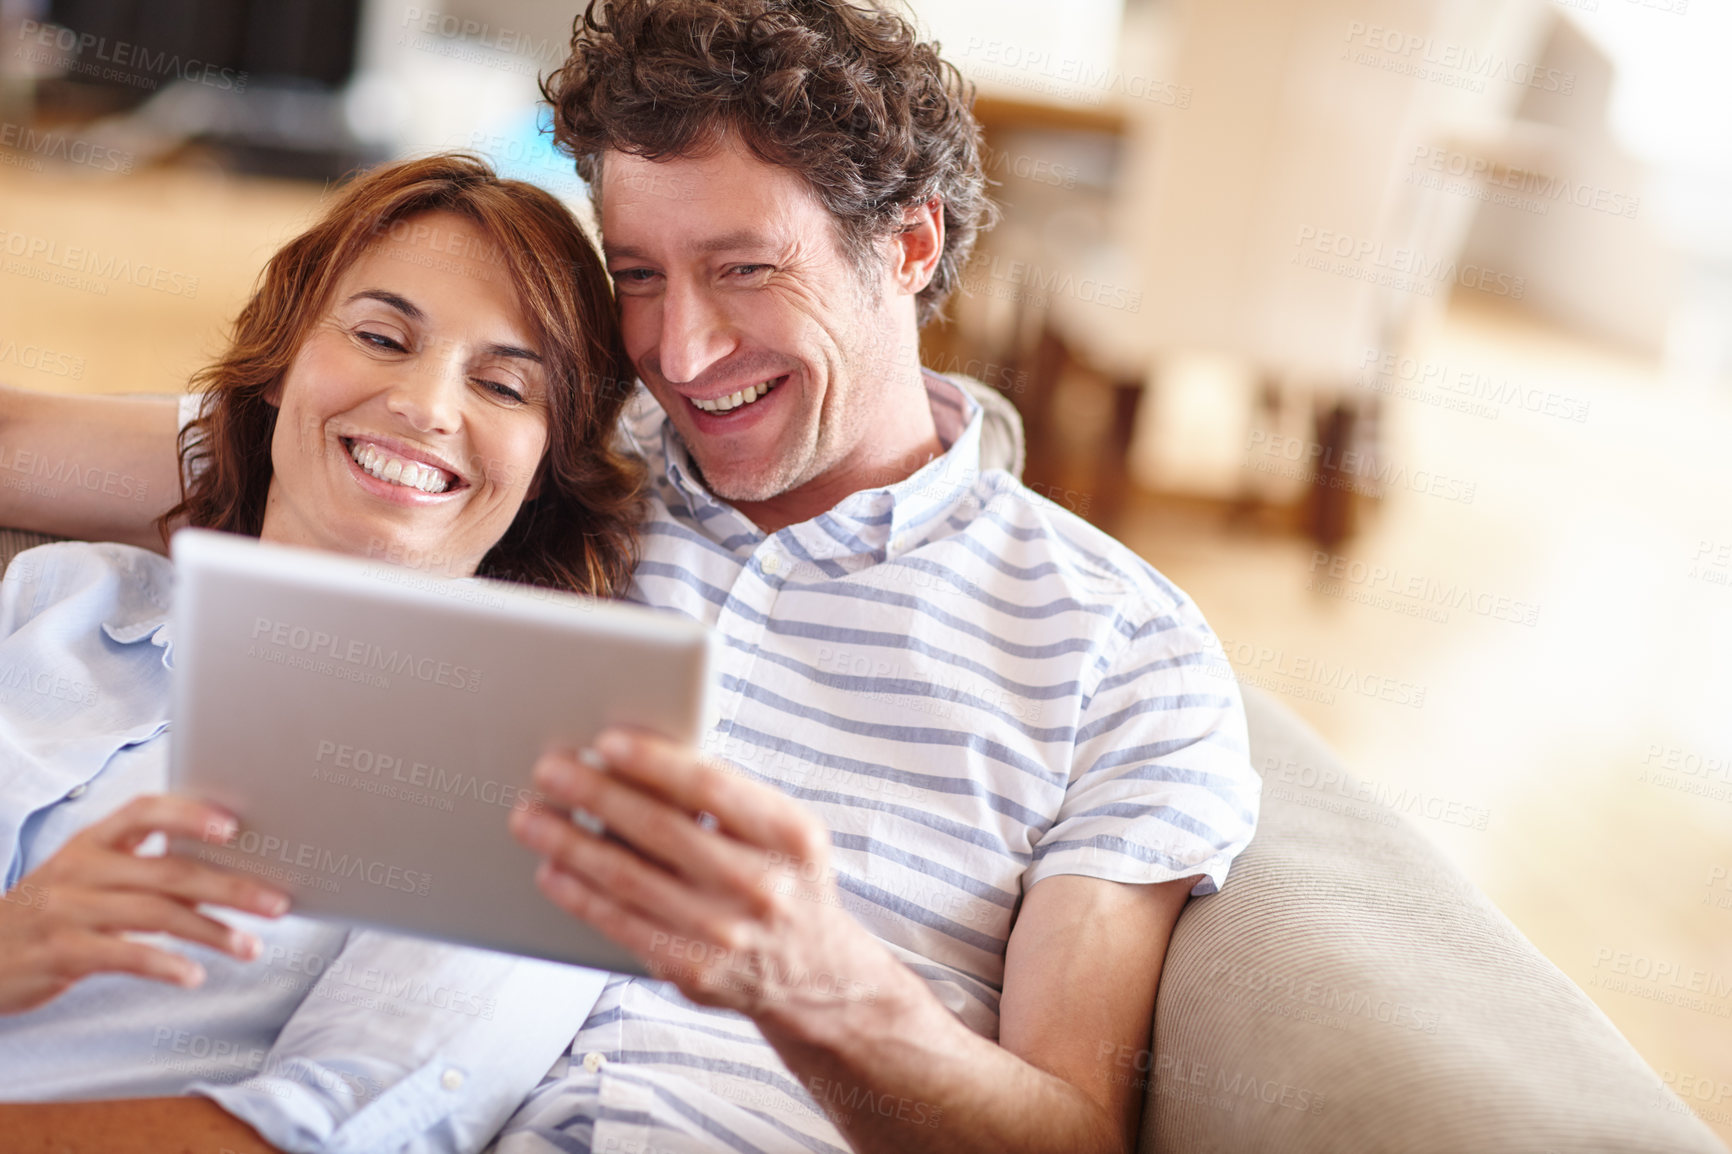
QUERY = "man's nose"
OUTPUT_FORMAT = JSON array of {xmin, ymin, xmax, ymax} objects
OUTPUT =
[{"xmin": 656, "ymin": 281, "xmax": 736, "ymax": 386}]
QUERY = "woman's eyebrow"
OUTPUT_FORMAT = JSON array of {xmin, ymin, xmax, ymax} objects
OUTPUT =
[
  {"xmin": 346, "ymin": 289, "xmax": 424, "ymax": 320},
  {"xmin": 487, "ymin": 343, "xmax": 542, "ymax": 364},
  {"xmin": 348, "ymin": 289, "xmax": 540, "ymax": 362}
]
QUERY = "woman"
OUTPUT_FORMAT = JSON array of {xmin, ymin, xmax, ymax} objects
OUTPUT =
[{"xmin": 0, "ymin": 154, "xmax": 642, "ymax": 1153}]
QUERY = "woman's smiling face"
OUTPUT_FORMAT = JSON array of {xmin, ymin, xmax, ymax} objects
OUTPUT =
[{"xmin": 259, "ymin": 211, "xmax": 550, "ymax": 576}]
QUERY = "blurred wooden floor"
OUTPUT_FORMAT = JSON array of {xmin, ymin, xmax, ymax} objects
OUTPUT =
[{"xmin": 2, "ymin": 163, "xmax": 1729, "ymax": 1143}]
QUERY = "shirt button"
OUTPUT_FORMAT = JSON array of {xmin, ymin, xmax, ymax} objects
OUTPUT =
[
  {"xmin": 65, "ymin": 784, "xmax": 88, "ymax": 800},
  {"xmin": 761, "ymin": 553, "xmax": 782, "ymax": 575},
  {"xmin": 582, "ymin": 1051, "xmax": 607, "ymax": 1073},
  {"xmin": 440, "ymin": 1068, "xmax": 465, "ymax": 1091}
]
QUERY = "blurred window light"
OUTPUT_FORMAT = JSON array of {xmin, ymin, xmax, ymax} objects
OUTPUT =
[{"xmin": 1562, "ymin": 3, "xmax": 1732, "ymax": 170}]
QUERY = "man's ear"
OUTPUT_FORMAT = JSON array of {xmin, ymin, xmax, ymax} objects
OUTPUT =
[{"xmin": 889, "ymin": 197, "xmax": 944, "ymax": 298}]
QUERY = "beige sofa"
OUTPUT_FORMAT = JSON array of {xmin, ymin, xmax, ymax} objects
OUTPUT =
[
  {"xmin": 0, "ymin": 520, "xmax": 1723, "ymax": 1153},
  {"xmin": 1147, "ymin": 687, "xmax": 1727, "ymax": 1153}
]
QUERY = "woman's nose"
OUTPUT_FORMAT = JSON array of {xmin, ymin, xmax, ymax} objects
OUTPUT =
[{"xmin": 386, "ymin": 349, "xmax": 466, "ymax": 434}]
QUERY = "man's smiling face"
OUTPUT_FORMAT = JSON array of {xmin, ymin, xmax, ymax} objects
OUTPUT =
[{"xmin": 600, "ymin": 137, "xmax": 925, "ymax": 513}]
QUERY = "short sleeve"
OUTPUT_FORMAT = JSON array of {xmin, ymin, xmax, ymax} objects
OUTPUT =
[{"xmin": 1026, "ymin": 602, "xmax": 1261, "ymax": 897}]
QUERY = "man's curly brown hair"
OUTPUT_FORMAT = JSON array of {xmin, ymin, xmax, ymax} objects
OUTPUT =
[{"xmin": 541, "ymin": 0, "xmax": 995, "ymax": 325}]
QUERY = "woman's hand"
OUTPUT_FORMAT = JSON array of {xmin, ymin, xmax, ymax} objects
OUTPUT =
[{"xmin": 0, "ymin": 794, "xmax": 291, "ymax": 1014}]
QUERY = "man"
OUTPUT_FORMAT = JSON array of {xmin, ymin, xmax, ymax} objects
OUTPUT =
[{"xmin": 0, "ymin": 3, "xmax": 1259, "ymax": 1153}]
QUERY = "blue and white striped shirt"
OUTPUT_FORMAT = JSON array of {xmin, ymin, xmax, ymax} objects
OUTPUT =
[{"xmin": 491, "ymin": 375, "xmax": 1261, "ymax": 1154}]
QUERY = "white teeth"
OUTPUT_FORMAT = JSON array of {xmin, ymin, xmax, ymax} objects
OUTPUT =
[
  {"xmin": 347, "ymin": 439, "xmax": 453, "ymax": 494},
  {"xmin": 692, "ymin": 379, "xmax": 777, "ymax": 414}
]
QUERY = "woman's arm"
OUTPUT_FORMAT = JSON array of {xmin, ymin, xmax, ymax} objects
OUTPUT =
[
  {"xmin": 0, "ymin": 1099, "xmax": 283, "ymax": 1153},
  {"xmin": 0, "ymin": 385, "xmax": 182, "ymax": 549}
]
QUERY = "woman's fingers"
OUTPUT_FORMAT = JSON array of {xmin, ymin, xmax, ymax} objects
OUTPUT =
[
  {"xmin": 75, "ymin": 849, "xmax": 288, "ymax": 920},
  {"xmin": 82, "ymin": 793, "xmax": 240, "ymax": 854},
  {"xmin": 40, "ymin": 927, "xmax": 208, "ymax": 990},
  {"xmin": 62, "ymin": 890, "xmax": 263, "ymax": 961},
  {"xmin": 63, "ymin": 795, "xmax": 289, "ymax": 918}
]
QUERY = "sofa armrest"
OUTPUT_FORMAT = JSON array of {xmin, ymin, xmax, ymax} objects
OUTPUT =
[
  {"xmin": 0, "ymin": 528, "xmax": 61, "ymax": 576},
  {"xmin": 1140, "ymin": 687, "xmax": 1727, "ymax": 1153}
]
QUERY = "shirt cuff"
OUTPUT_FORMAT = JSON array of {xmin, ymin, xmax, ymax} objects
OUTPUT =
[{"xmin": 189, "ymin": 931, "xmax": 608, "ymax": 1154}]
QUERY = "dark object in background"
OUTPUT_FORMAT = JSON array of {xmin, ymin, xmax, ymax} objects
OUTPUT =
[{"xmin": 35, "ymin": 0, "xmax": 371, "ymax": 180}]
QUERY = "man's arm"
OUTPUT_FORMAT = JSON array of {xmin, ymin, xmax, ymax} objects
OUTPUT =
[
  {"xmin": 512, "ymin": 731, "xmax": 1199, "ymax": 1154},
  {"xmin": 0, "ymin": 1098, "xmax": 282, "ymax": 1152},
  {"xmin": 763, "ymin": 873, "xmax": 1194, "ymax": 1154},
  {"xmin": 0, "ymin": 385, "xmax": 182, "ymax": 550}
]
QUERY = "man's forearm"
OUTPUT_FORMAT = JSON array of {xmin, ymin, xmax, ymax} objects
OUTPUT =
[
  {"xmin": 0, "ymin": 1098, "xmax": 282, "ymax": 1153},
  {"xmin": 0, "ymin": 385, "xmax": 182, "ymax": 550},
  {"xmin": 759, "ymin": 964, "xmax": 1123, "ymax": 1154}
]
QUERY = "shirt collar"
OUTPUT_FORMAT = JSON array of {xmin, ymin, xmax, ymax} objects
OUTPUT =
[{"xmin": 625, "ymin": 373, "xmax": 985, "ymax": 565}]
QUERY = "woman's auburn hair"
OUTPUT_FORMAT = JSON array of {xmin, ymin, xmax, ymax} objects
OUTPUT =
[{"xmin": 162, "ymin": 153, "xmax": 645, "ymax": 598}]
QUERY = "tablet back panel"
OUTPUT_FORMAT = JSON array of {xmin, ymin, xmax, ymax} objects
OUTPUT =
[{"xmin": 169, "ymin": 529, "xmax": 715, "ymax": 974}]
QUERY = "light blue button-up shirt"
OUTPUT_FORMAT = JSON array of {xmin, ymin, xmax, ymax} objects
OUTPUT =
[{"xmin": 0, "ymin": 541, "xmax": 608, "ymax": 1154}]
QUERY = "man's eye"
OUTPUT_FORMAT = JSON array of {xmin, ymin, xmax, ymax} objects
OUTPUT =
[
  {"xmin": 730, "ymin": 264, "xmax": 771, "ymax": 278},
  {"xmin": 610, "ymin": 268, "xmax": 657, "ymax": 284},
  {"xmin": 357, "ymin": 330, "xmax": 406, "ymax": 352}
]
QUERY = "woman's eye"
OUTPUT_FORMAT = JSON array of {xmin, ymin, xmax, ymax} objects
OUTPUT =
[
  {"xmin": 477, "ymin": 379, "xmax": 526, "ymax": 404},
  {"xmin": 730, "ymin": 264, "xmax": 770, "ymax": 279},
  {"xmin": 357, "ymin": 330, "xmax": 406, "ymax": 352}
]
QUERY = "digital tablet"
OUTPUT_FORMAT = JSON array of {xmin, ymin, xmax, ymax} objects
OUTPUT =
[{"xmin": 168, "ymin": 529, "xmax": 715, "ymax": 974}]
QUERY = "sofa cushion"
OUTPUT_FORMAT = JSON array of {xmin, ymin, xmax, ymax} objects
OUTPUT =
[{"xmin": 1139, "ymin": 686, "xmax": 1727, "ymax": 1153}]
